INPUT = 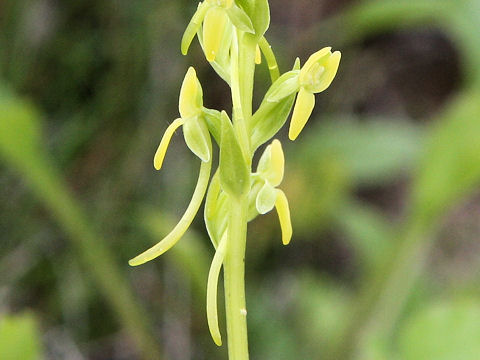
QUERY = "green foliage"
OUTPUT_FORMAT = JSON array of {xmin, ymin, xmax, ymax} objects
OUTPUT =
[
  {"xmin": 398, "ymin": 299, "xmax": 480, "ymax": 360},
  {"xmin": 0, "ymin": 312, "xmax": 43, "ymax": 360},
  {"xmin": 412, "ymin": 91, "xmax": 480, "ymax": 226},
  {"xmin": 0, "ymin": 87, "xmax": 42, "ymax": 168}
]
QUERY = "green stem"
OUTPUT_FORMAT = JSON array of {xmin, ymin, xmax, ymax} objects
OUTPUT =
[
  {"xmin": 222, "ymin": 25, "xmax": 257, "ymax": 360},
  {"xmin": 224, "ymin": 196, "xmax": 250, "ymax": 360}
]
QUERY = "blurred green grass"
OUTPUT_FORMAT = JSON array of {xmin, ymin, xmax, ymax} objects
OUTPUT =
[{"xmin": 1, "ymin": 0, "xmax": 480, "ymax": 359}]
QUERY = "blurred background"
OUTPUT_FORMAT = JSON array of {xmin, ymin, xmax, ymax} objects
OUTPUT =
[{"xmin": 1, "ymin": 0, "xmax": 480, "ymax": 359}]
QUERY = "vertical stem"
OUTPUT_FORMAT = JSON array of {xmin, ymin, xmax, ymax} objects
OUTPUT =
[
  {"xmin": 224, "ymin": 195, "xmax": 250, "ymax": 360},
  {"xmin": 224, "ymin": 22, "xmax": 256, "ymax": 360}
]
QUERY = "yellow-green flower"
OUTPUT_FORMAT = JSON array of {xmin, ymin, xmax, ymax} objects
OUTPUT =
[
  {"xmin": 255, "ymin": 139, "xmax": 292, "ymax": 245},
  {"xmin": 289, "ymin": 47, "xmax": 341, "ymax": 141},
  {"xmin": 154, "ymin": 67, "xmax": 211, "ymax": 170}
]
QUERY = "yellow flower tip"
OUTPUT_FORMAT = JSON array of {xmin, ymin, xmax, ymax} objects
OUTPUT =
[
  {"xmin": 213, "ymin": 336, "xmax": 222, "ymax": 347},
  {"xmin": 300, "ymin": 47, "xmax": 341, "ymax": 93},
  {"xmin": 206, "ymin": 50, "xmax": 217, "ymax": 62},
  {"xmin": 179, "ymin": 67, "xmax": 202, "ymax": 118},
  {"xmin": 203, "ymin": 7, "xmax": 228, "ymax": 64},
  {"xmin": 153, "ymin": 118, "xmax": 185, "ymax": 170},
  {"xmin": 269, "ymin": 139, "xmax": 284, "ymax": 186},
  {"xmin": 255, "ymin": 44, "xmax": 262, "ymax": 65},
  {"xmin": 289, "ymin": 87, "xmax": 315, "ymax": 141},
  {"xmin": 275, "ymin": 190, "xmax": 292, "ymax": 245}
]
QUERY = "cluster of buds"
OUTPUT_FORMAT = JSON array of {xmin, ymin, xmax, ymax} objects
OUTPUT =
[{"xmin": 129, "ymin": 0, "xmax": 340, "ymax": 349}]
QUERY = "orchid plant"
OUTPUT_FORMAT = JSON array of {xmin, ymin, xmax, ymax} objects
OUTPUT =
[{"xmin": 129, "ymin": 0, "xmax": 340, "ymax": 358}]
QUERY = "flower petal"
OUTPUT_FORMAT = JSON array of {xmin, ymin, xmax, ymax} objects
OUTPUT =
[
  {"xmin": 255, "ymin": 181, "xmax": 277, "ymax": 214},
  {"xmin": 289, "ymin": 87, "xmax": 315, "ymax": 140},
  {"xmin": 153, "ymin": 118, "xmax": 185, "ymax": 170},
  {"xmin": 203, "ymin": 7, "xmax": 228, "ymax": 62},
  {"xmin": 300, "ymin": 47, "xmax": 331, "ymax": 79},
  {"xmin": 315, "ymin": 50, "xmax": 341, "ymax": 93},
  {"xmin": 275, "ymin": 190, "xmax": 292, "ymax": 245}
]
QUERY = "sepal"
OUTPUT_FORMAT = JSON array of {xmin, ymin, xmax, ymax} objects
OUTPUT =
[
  {"xmin": 179, "ymin": 67, "xmax": 203, "ymax": 118},
  {"xmin": 181, "ymin": 2, "xmax": 211, "ymax": 55}
]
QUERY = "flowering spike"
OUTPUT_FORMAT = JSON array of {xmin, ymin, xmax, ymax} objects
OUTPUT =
[
  {"xmin": 131, "ymin": 1, "xmax": 341, "ymax": 355},
  {"xmin": 207, "ymin": 233, "xmax": 227, "ymax": 346},
  {"xmin": 203, "ymin": 7, "xmax": 229, "ymax": 62},
  {"xmin": 275, "ymin": 190, "xmax": 292, "ymax": 245},
  {"xmin": 289, "ymin": 87, "xmax": 315, "ymax": 140},
  {"xmin": 154, "ymin": 118, "xmax": 185, "ymax": 170}
]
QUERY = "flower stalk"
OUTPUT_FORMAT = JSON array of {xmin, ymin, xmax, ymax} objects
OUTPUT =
[{"xmin": 129, "ymin": 1, "xmax": 341, "ymax": 358}]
